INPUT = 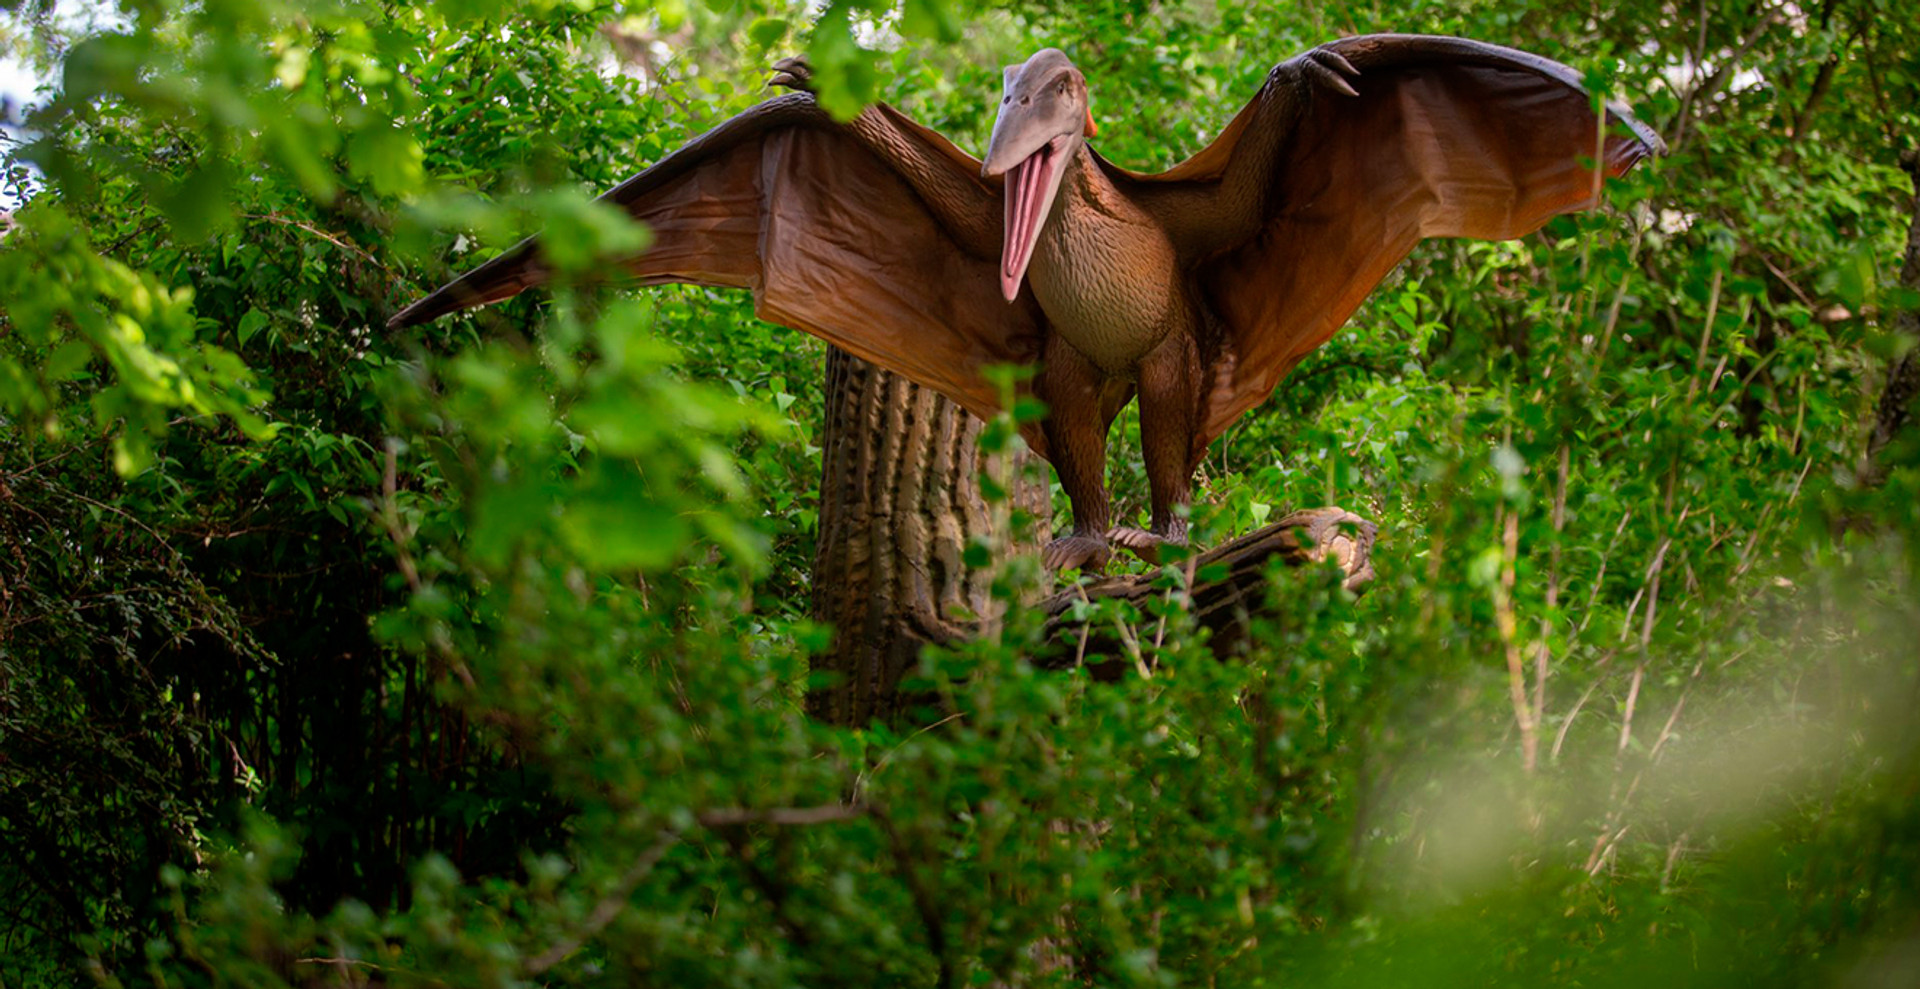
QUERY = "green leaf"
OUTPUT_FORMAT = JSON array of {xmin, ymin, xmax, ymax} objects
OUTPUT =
[
  {"xmin": 160, "ymin": 163, "xmax": 236, "ymax": 242},
  {"xmin": 900, "ymin": 0, "xmax": 960, "ymax": 42},
  {"xmin": 346, "ymin": 125, "xmax": 425, "ymax": 197},
  {"xmin": 560, "ymin": 496, "xmax": 687, "ymax": 571},
  {"xmin": 748, "ymin": 17, "xmax": 789, "ymax": 48},
  {"xmin": 46, "ymin": 340, "xmax": 94, "ymax": 381},
  {"xmin": 237, "ymin": 308, "xmax": 269, "ymax": 346},
  {"xmin": 804, "ymin": 4, "xmax": 875, "ymax": 121}
]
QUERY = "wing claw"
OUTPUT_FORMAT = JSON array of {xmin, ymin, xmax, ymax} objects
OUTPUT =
[
  {"xmin": 1304, "ymin": 49, "xmax": 1361, "ymax": 97},
  {"xmin": 769, "ymin": 55, "xmax": 814, "ymax": 93},
  {"xmin": 1313, "ymin": 47, "xmax": 1361, "ymax": 79}
]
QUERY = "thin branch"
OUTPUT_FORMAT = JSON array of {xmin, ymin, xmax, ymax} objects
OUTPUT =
[
  {"xmin": 696, "ymin": 804, "xmax": 868, "ymax": 828},
  {"xmin": 240, "ymin": 211, "xmax": 388, "ymax": 270},
  {"xmin": 1073, "ymin": 582, "xmax": 1094, "ymax": 670},
  {"xmin": 1493, "ymin": 507, "xmax": 1537, "ymax": 773},
  {"xmin": 1283, "ymin": 357, "xmax": 1397, "ymax": 388},
  {"xmin": 1670, "ymin": 10, "xmax": 1778, "ymax": 152},
  {"xmin": 1532, "ymin": 445, "xmax": 1569, "ymax": 753},
  {"xmin": 1860, "ymin": 25, "xmax": 1897, "ymax": 147},
  {"xmin": 871, "ymin": 804, "xmax": 955, "ymax": 989},
  {"xmin": 1587, "ymin": 653, "xmax": 1710, "ymax": 875},
  {"xmin": 378, "ymin": 439, "xmax": 474, "ymax": 689},
  {"xmin": 1585, "ymin": 823, "xmax": 1632, "ymax": 875},
  {"xmin": 1550, "ymin": 650, "xmax": 1616, "ymax": 763},
  {"xmin": 523, "ymin": 830, "xmax": 681, "ymax": 976},
  {"xmin": 1109, "ymin": 608, "xmax": 1151, "ymax": 679},
  {"xmin": 1575, "ymin": 512, "xmax": 1635, "ymax": 638},
  {"xmin": 1734, "ymin": 457, "xmax": 1813, "ymax": 577},
  {"xmin": 1755, "ymin": 250, "xmax": 1818, "ymax": 309},
  {"xmin": 1785, "ymin": 16, "xmax": 1865, "ymax": 154},
  {"xmin": 1786, "ymin": 54, "xmax": 1841, "ymax": 148},
  {"xmin": 1616, "ymin": 660, "xmax": 1648, "ymax": 760},
  {"xmin": 1616, "ymin": 531, "xmax": 1673, "ymax": 645},
  {"xmin": 1687, "ymin": 268, "xmax": 1725, "ymax": 404},
  {"xmin": 99, "ymin": 218, "xmax": 165, "ymax": 258},
  {"xmin": 1660, "ymin": 829, "xmax": 1692, "ymax": 892},
  {"xmin": 856, "ymin": 713, "xmax": 965, "ymax": 802},
  {"xmin": 1588, "ymin": 221, "xmax": 1646, "ymax": 360}
]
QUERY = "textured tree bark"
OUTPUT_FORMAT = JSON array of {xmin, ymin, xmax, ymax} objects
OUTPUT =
[
  {"xmin": 806, "ymin": 347, "xmax": 1049, "ymax": 726},
  {"xmin": 1863, "ymin": 148, "xmax": 1920, "ymax": 485}
]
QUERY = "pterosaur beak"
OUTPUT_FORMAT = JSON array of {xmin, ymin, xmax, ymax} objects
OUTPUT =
[
  {"xmin": 989, "ymin": 136, "xmax": 1067, "ymax": 301},
  {"xmin": 981, "ymin": 49, "xmax": 1086, "ymax": 302}
]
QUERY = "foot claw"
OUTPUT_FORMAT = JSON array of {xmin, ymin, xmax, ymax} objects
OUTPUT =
[
  {"xmin": 1105, "ymin": 527, "xmax": 1186, "ymax": 565},
  {"xmin": 1043, "ymin": 534, "xmax": 1112, "ymax": 573}
]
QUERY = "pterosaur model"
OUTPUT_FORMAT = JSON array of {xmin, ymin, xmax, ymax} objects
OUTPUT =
[{"xmin": 391, "ymin": 35, "xmax": 1662, "ymax": 571}]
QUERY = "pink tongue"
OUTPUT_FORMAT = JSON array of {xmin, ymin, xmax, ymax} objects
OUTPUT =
[{"xmin": 1000, "ymin": 147, "xmax": 1054, "ymax": 301}]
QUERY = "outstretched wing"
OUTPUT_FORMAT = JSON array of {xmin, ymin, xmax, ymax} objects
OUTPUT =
[
  {"xmin": 389, "ymin": 93, "xmax": 1043, "ymax": 434},
  {"xmin": 1114, "ymin": 34, "xmax": 1663, "ymax": 451}
]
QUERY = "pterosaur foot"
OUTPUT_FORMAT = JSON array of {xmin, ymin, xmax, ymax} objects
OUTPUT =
[
  {"xmin": 1043, "ymin": 534, "xmax": 1113, "ymax": 573},
  {"xmin": 769, "ymin": 55, "xmax": 815, "ymax": 93},
  {"xmin": 1106, "ymin": 526, "xmax": 1187, "ymax": 565},
  {"xmin": 1304, "ymin": 47, "xmax": 1361, "ymax": 97}
]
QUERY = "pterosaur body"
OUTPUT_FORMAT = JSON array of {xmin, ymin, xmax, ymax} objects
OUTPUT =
[{"xmin": 391, "ymin": 35, "xmax": 1663, "ymax": 570}]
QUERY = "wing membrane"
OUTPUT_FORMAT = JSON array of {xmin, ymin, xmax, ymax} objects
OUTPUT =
[{"xmin": 390, "ymin": 94, "xmax": 1043, "ymax": 434}]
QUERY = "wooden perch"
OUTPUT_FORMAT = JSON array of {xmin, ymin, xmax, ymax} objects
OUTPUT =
[{"xmin": 1033, "ymin": 507, "xmax": 1377, "ymax": 674}]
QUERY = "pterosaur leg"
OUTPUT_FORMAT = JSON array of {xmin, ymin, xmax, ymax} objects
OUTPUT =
[
  {"xmin": 1037, "ymin": 338, "xmax": 1116, "ymax": 572},
  {"xmin": 1110, "ymin": 330, "xmax": 1198, "ymax": 565}
]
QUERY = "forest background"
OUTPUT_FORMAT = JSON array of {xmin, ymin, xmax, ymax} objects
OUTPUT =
[{"xmin": 2, "ymin": 0, "xmax": 1918, "ymax": 985}]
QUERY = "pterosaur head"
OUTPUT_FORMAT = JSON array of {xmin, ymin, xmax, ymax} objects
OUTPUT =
[{"xmin": 981, "ymin": 48, "xmax": 1095, "ymax": 302}]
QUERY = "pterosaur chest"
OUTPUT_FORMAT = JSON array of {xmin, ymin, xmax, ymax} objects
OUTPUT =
[{"xmin": 1027, "ymin": 174, "xmax": 1186, "ymax": 374}]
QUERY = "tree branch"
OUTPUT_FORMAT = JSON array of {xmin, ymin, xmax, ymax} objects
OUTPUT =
[
  {"xmin": 523, "ymin": 830, "xmax": 682, "ymax": 976},
  {"xmin": 1669, "ymin": 11, "xmax": 1777, "ymax": 153},
  {"xmin": 870, "ymin": 803, "xmax": 954, "ymax": 989},
  {"xmin": 1032, "ymin": 507, "xmax": 1377, "ymax": 674}
]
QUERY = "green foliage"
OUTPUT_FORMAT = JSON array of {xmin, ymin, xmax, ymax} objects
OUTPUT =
[
  {"xmin": 0, "ymin": 207, "xmax": 272, "ymax": 472},
  {"xmin": 2, "ymin": 0, "xmax": 1918, "ymax": 987}
]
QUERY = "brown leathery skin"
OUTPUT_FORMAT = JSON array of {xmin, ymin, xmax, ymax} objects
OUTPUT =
[
  {"xmin": 856, "ymin": 103, "xmax": 1003, "ymax": 260},
  {"xmin": 1028, "ymin": 147, "xmax": 1184, "ymax": 374},
  {"xmin": 388, "ymin": 36, "xmax": 1665, "ymax": 570}
]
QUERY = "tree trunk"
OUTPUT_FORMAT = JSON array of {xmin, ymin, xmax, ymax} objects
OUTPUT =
[
  {"xmin": 806, "ymin": 348, "xmax": 1049, "ymax": 726},
  {"xmin": 1863, "ymin": 148, "xmax": 1920, "ymax": 484}
]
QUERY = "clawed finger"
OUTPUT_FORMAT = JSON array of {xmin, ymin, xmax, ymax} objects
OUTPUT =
[
  {"xmin": 769, "ymin": 55, "xmax": 814, "ymax": 92},
  {"xmin": 1313, "ymin": 48, "xmax": 1360, "ymax": 78},
  {"xmin": 1304, "ymin": 56, "xmax": 1360, "ymax": 98}
]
